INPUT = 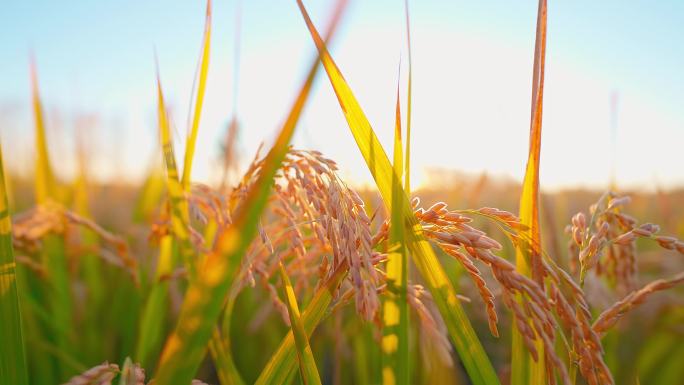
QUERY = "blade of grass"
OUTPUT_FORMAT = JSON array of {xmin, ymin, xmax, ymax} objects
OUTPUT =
[
  {"xmin": 382, "ymin": 69, "xmax": 409, "ymax": 385},
  {"xmin": 73, "ymin": 123, "xmax": 107, "ymax": 362},
  {"xmin": 152, "ymin": 0, "xmax": 348, "ymax": 377},
  {"xmin": 30, "ymin": 58, "xmax": 73, "ymax": 381},
  {"xmin": 181, "ymin": 0, "xmax": 212, "ymax": 191},
  {"xmin": 279, "ymin": 262, "xmax": 322, "ymax": 385},
  {"xmin": 208, "ymin": 326, "xmax": 245, "ymax": 385},
  {"xmin": 255, "ymin": 263, "xmax": 348, "ymax": 385},
  {"xmin": 15, "ymin": 250, "xmax": 55, "ymax": 383},
  {"xmin": 207, "ymin": 217, "xmax": 245, "ymax": 385},
  {"xmin": 135, "ymin": 235, "xmax": 174, "ymax": 370},
  {"xmin": 295, "ymin": 2, "xmax": 499, "ymax": 383},
  {"xmin": 0, "ymin": 143, "xmax": 28, "ymax": 385},
  {"xmin": 511, "ymin": 1, "xmax": 548, "ymax": 384},
  {"xmin": 135, "ymin": 67, "xmax": 196, "ymax": 371},
  {"xmin": 30, "ymin": 57, "xmax": 56, "ymax": 205},
  {"xmin": 155, "ymin": 70, "xmax": 195, "ymax": 273}
]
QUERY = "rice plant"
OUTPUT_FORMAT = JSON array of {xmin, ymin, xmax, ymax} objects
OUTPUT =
[{"xmin": 2, "ymin": 0, "xmax": 683, "ymax": 384}]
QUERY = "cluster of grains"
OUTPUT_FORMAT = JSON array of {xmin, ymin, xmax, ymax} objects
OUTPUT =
[
  {"xmin": 407, "ymin": 283, "xmax": 453, "ymax": 365},
  {"xmin": 567, "ymin": 193, "xmax": 684, "ymax": 292},
  {"xmin": 264, "ymin": 149, "xmax": 380, "ymax": 321},
  {"xmin": 63, "ymin": 361, "xmax": 209, "ymax": 385},
  {"xmin": 415, "ymin": 199, "xmax": 641, "ymax": 383},
  {"xmin": 189, "ymin": 148, "xmax": 383, "ymax": 323},
  {"xmin": 560, "ymin": 192, "xmax": 684, "ymax": 384},
  {"xmin": 157, "ymin": 147, "xmax": 684, "ymax": 385},
  {"xmin": 592, "ymin": 271, "xmax": 684, "ymax": 335},
  {"xmin": 544, "ymin": 260, "xmax": 610, "ymax": 384},
  {"xmin": 12, "ymin": 203, "xmax": 137, "ymax": 282},
  {"xmin": 62, "ymin": 362, "xmax": 119, "ymax": 385}
]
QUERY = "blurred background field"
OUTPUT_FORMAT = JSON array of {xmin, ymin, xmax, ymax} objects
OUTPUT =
[{"xmin": 5, "ymin": 169, "xmax": 684, "ymax": 384}]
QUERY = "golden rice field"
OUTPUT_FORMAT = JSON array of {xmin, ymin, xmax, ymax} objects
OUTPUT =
[{"xmin": 1, "ymin": 1, "xmax": 683, "ymax": 384}]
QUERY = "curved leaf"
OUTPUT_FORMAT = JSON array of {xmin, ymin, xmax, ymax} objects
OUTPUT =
[{"xmin": 295, "ymin": 1, "xmax": 500, "ymax": 383}]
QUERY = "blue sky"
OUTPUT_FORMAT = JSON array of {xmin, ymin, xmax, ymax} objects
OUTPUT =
[{"xmin": 1, "ymin": 0, "xmax": 683, "ymax": 190}]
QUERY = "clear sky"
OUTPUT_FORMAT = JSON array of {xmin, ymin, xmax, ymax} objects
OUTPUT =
[{"xmin": 1, "ymin": 0, "xmax": 683, "ymax": 191}]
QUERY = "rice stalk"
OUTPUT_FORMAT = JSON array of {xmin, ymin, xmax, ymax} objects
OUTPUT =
[
  {"xmin": 135, "ymin": 2, "xmax": 210, "ymax": 365},
  {"xmin": 295, "ymin": 1, "xmax": 499, "ymax": 383},
  {"xmin": 382, "ymin": 70, "xmax": 409, "ymax": 385},
  {"xmin": 152, "ymin": 0, "xmax": 344, "ymax": 375},
  {"xmin": 512, "ymin": 0, "xmax": 547, "ymax": 383}
]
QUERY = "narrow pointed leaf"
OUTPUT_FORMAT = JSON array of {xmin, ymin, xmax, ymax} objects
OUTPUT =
[
  {"xmin": 295, "ymin": 2, "xmax": 499, "ymax": 383},
  {"xmin": 382, "ymin": 74, "xmax": 409, "ymax": 385},
  {"xmin": 155, "ymin": 72, "xmax": 196, "ymax": 276},
  {"xmin": 181, "ymin": 0, "xmax": 212, "ymax": 191},
  {"xmin": 135, "ymin": 235, "xmax": 174, "ymax": 370},
  {"xmin": 208, "ymin": 325, "xmax": 245, "ymax": 385},
  {"xmin": 255, "ymin": 264, "xmax": 348, "ymax": 385},
  {"xmin": 30, "ymin": 58, "xmax": 56, "ymax": 205},
  {"xmin": 30, "ymin": 60, "xmax": 73, "ymax": 379},
  {"xmin": 135, "ymin": 71, "xmax": 197, "ymax": 374},
  {"xmin": 511, "ymin": 1, "xmax": 548, "ymax": 384},
  {"xmin": 138, "ymin": 11, "xmax": 210, "ymax": 362},
  {"xmin": 0, "ymin": 143, "xmax": 28, "ymax": 385},
  {"xmin": 279, "ymin": 263, "xmax": 322, "ymax": 385}
]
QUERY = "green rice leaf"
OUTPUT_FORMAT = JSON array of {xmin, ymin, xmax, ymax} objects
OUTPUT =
[
  {"xmin": 135, "ymin": 235, "xmax": 174, "ymax": 370},
  {"xmin": 255, "ymin": 264, "xmax": 348, "ymax": 385},
  {"xmin": 0, "ymin": 143, "xmax": 28, "ymax": 385},
  {"xmin": 30, "ymin": 60, "xmax": 73, "ymax": 381},
  {"xmin": 278, "ymin": 262, "xmax": 322, "ymax": 385}
]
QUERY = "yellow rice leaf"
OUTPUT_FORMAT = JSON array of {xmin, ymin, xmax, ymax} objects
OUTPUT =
[
  {"xmin": 382, "ymin": 72, "xmax": 409, "ymax": 385},
  {"xmin": 511, "ymin": 0, "xmax": 548, "ymax": 384},
  {"xmin": 295, "ymin": 1, "xmax": 499, "ymax": 383},
  {"xmin": 29, "ymin": 58, "xmax": 56, "ymax": 204},
  {"xmin": 181, "ymin": 0, "xmax": 212, "ymax": 191},
  {"xmin": 155, "ymin": 73, "xmax": 193, "ymax": 264}
]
